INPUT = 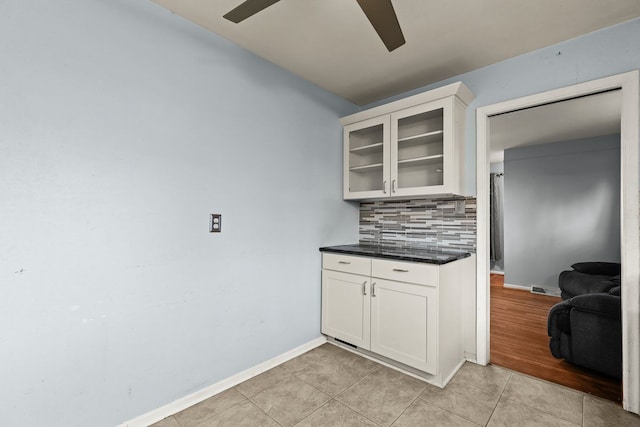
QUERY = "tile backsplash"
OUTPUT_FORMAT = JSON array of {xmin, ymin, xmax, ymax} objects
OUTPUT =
[{"xmin": 359, "ymin": 198, "xmax": 477, "ymax": 253}]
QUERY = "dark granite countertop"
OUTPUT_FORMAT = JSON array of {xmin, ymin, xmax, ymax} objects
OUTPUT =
[{"xmin": 319, "ymin": 244, "xmax": 470, "ymax": 265}]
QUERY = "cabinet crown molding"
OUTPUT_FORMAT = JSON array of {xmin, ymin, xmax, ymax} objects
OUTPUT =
[{"xmin": 340, "ymin": 81, "xmax": 475, "ymax": 126}]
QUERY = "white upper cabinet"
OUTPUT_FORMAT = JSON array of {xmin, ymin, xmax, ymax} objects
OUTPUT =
[
  {"xmin": 344, "ymin": 115, "xmax": 391, "ymax": 199},
  {"xmin": 391, "ymin": 98, "xmax": 451, "ymax": 196},
  {"xmin": 341, "ymin": 82, "xmax": 474, "ymax": 200}
]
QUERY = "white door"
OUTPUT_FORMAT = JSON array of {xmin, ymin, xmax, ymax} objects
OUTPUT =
[
  {"xmin": 370, "ymin": 278, "xmax": 437, "ymax": 373},
  {"xmin": 390, "ymin": 98, "xmax": 453, "ymax": 197},
  {"xmin": 344, "ymin": 115, "xmax": 391, "ymax": 200},
  {"xmin": 321, "ymin": 270, "xmax": 371, "ymax": 349}
]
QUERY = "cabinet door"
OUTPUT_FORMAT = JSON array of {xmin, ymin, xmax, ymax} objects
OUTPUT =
[
  {"xmin": 390, "ymin": 98, "xmax": 456, "ymax": 197},
  {"xmin": 370, "ymin": 279, "xmax": 437, "ymax": 373},
  {"xmin": 321, "ymin": 270, "xmax": 371, "ymax": 349},
  {"xmin": 344, "ymin": 115, "xmax": 391, "ymax": 200}
]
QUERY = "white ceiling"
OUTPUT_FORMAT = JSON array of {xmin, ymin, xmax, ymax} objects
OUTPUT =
[
  {"xmin": 151, "ymin": 0, "xmax": 640, "ymax": 105},
  {"xmin": 489, "ymin": 90, "xmax": 622, "ymax": 163}
]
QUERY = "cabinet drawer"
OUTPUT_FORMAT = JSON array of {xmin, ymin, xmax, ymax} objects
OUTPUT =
[
  {"xmin": 322, "ymin": 253, "xmax": 371, "ymax": 276},
  {"xmin": 372, "ymin": 258, "xmax": 438, "ymax": 286}
]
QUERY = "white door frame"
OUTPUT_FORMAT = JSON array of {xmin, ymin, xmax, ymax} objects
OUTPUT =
[{"xmin": 475, "ymin": 70, "xmax": 640, "ymax": 414}]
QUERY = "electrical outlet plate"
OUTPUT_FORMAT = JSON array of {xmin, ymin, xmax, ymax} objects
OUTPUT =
[
  {"xmin": 455, "ymin": 199, "xmax": 465, "ymax": 214},
  {"xmin": 210, "ymin": 214, "xmax": 221, "ymax": 232}
]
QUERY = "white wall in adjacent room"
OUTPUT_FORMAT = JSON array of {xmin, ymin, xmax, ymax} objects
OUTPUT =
[{"xmin": 503, "ymin": 136, "xmax": 621, "ymax": 288}]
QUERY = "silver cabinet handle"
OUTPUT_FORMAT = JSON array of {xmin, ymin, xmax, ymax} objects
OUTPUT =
[
  {"xmin": 392, "ymin": 179, "xmax": 396, "ymax": 193},
  {"xmin": 393, "ymin": 268, "xmax": 409, "ymax": 272},
  {"xmin": 338, "ymin": 261, "xmax": 351, "ymax": 264},
  {"xmin": 362, "ymin": 281, "xmax": 367, "ymax": 296},
  {"xmin": 383, "ymin": 180, "xmax": 387, "ymax": 194},
  {"xmin": 372, "ymin": 282, "xmax": 376, "ymax": 297}
]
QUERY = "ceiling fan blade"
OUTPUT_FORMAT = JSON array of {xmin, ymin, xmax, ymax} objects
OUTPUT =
[
  {"xmin": 223, "ymin": 0, "xmax": 281, "ymax": 23},
  {"xmin": 356, "ymin": 0, "xmax": 406, "ymax": 52}
]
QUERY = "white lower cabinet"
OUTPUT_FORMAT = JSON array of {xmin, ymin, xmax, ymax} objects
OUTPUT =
[
  {"xmin": 321, "ymin": 252, "xmax": 473, "ymax": 387},
  {"xmin": 321, "ymin": 270, "xmax": 371, "ymax": 349},
  {"xmin": 370, "ymin": 279, "xmax": 437, "ymax": 374}
]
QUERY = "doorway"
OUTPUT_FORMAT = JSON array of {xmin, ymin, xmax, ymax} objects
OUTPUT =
[
  {"xmin": 488, "ymin": 89, "xmax": 622, "ymax": 402},
  {"xmin": 475, "ymin": 71, "xmax": 640, "ymax": 414}
]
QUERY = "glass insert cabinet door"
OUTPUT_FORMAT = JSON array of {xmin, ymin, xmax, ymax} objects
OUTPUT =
[
  {"xmin": 343, "ymin": 115, "xmax": 391, "ymax": 199},
  {"xmin": 390, "ymin": 98, "xmax": 452, "ymax": 196}
]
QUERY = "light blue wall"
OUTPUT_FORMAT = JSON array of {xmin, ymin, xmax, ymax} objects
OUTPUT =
[
  {"xmin": 364, "ymin": 18, "xmax": 640, "ymax": 194},
  {"xmin": 0, "ymin": 1, "xmax": 358, "ymax": 426},
  {"xmin": 503, "ymin": 136, "xmax": 621, "ymax": 288}
]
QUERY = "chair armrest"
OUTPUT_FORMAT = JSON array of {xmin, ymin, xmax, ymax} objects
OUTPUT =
[
  {"xmin": 609, "ymin": 286, "xmax": 621, "ymax": 296},
  {"xmin": 568, "ymin": 293, "xmax": 621, "ymax": 319},
  {"xmin": 548, "ymin": 300, "xmax": 572, "ymax": 337},
  {"xmin": 570, "ymin": 262, "xmax": 621, "ymax": 276},
  {"xmin": 559, "ymin": 271, "xmax": 618, "ymax": 299}
]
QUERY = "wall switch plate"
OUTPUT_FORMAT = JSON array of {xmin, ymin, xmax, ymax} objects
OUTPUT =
[
  {"xmin": 455, "ymin": 200, "xmax": 465, "ymax": 214},
  {"xmin": 210, "ymin": 214, "xmax": 221, "ymax": 233}
]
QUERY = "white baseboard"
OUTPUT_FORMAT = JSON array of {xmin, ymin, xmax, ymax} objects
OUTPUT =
[
  {"xmin": 489, "ymin": 270, "xmax": 504, "ymax": 275},
  {"xmin": 118, "ymin": 336, "xmax": 327, "ymax": 427},
  {"xmin": 503, "ymin": 282, "xmax": 530, "ymax": 291}
]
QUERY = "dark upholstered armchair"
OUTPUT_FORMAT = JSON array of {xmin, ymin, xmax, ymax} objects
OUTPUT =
[
  {"xmin": 558, "ymin": 262, "xmax": 621, "ymax": 300},
  {"xmin": 548, "ymin": 261, "xmax": 622, "ymax": 379}
]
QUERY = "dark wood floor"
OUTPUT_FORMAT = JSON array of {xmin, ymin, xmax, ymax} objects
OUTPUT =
[{"xmin": 490, "ymin": 273, "xmax": 622, "ymax": 402}]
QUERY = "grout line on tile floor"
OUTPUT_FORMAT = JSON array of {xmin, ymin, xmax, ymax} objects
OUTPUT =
[
  {"xmin": 245, "ymin": 394, "xmax": 276, "ymax": 427},
  {"xmin": 244, "ymin": 394, "xmax": 284, "ymax": 427},
  {"xmin": 293, "ymin": 398, "xmax": 382, "ymax": 427},
  {"xmin": 411, "ymin": 365, "xmax": 510, "ymax": 426},
  {"xmin": 279, "ymin": 347, "xmax": 387, "ymax": 425},
  {"xmin": 205, "ymin": 394, "xmax": 251, "ymax": 427},
  {"xmin": 330, "ymin": 366, "xmax": 390, "ymax": 425},
  {"xmin": 439, "ymin": 362, "xmax": 510, "ymax": 398},
  {"xmin": 388, "ymin": 391, "xmax": 424, "ymax": 427},
  {"xmin": 332, "ymin": 365, "xmax": 377, "ymax": 400},
  {"xmin": 497, "ymin": 365, "xmax": 592, "ymax": 398},
  {"xmin": 499, "ymin": 371, "xmax": 587, "ymax": 426},
  {"xmin": 500, "ymin": 397, "xmax": 583, "ymax": 427},
  {"xmin": 349, "ymin": 404, "xmax": 384, "ymax": 427},
  {"xmin": 295, "ymin": 377, "xmax": 333, "ymax": 423},
  {"xmin": 292, "ymin": 399, "xmax": 329, "ymax": 426},
  {"xmin": 293, "ymin": 372, "xmax": 339, "ymax": 398},
  {"xmin": 484, "ymin": 370, "xmax": 513, "ymax": 426}
]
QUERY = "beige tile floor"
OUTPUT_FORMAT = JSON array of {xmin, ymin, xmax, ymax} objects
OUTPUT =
[{"xmin": 152, "ymin": 343, "xmax": 640, "ymax": 427}]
